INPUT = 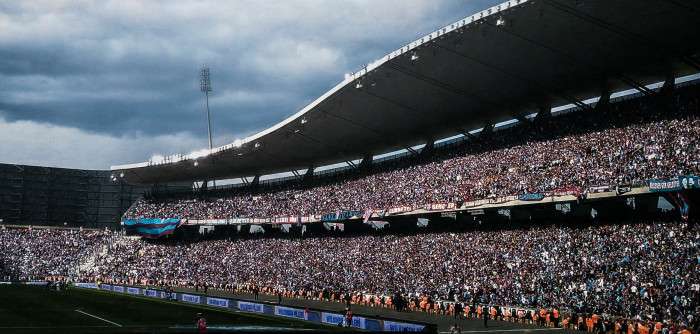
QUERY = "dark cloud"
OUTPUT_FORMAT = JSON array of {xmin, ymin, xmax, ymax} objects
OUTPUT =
[{"xmin": 0, "ymin": 0, "xmax": 503, "ymax": 168}]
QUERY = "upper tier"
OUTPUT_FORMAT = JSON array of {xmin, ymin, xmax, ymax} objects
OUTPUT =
[{"xmin": 112, "ymin": 0, "xmax": 700, "ymax": 184}]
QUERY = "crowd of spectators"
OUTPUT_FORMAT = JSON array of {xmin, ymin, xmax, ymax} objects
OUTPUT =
[
  {"xmin": 125, "ymin": 88, "xmax": 700, "ymax": 220},
  {"xmin": 0, "ymin": 227, "xmax": 111, "ymax": 281},
  {"xmin": 1, "ymin": 221, "xmax": 698, "ymax": 331},
  {"xmin": 67, "ymin": 221, "xmax": 697, "ymax": 330},
  {"xmin": 3, "ymin": 87, "xmax": 700, "ymax": 333}
]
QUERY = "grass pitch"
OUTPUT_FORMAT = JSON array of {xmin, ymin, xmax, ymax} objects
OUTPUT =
[{"xmin": 0, "ymin": 284, "xmax": 346, "ymax": 333}]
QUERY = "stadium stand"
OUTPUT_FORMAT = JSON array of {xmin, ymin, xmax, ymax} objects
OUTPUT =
[
  {"xmin": 1, "ymin": 220, "xmax": 698, "ymax": 333},
  {"xmin": 124, "ymin": 83, "xmax": 700, "ymax": 221},
  {"xmin": 2, "ymin": 2, "xmax": 700, "ymax": 333},
  {"xmin": 2, "ymin": 85, "xmax": 699, "ymax": 333}
]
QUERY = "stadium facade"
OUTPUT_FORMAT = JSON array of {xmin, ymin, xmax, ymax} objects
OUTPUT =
[{"xmin": 0, "ymin": 163, "xmax": 148, "ymax": 228}]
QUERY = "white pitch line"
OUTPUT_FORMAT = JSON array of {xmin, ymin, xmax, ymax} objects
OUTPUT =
[
  {"xmin": 440, "ymin": 328, "xmax": 563, "ymax": 333},
  {"xmin": 0, "ymin": 326, "xmax": 112, "ymax": 329},
  {"xmin": 74, "ymin": 309, "xmax": 123, "ymax": 327}
]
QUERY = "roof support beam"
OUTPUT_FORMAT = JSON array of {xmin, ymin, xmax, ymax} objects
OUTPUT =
[
  {"xmin": 480, "ymin": 122, "xmax": 494, "ymax": 136},
  {"xmin": 619, "ymin": 76, "xmax": 655, "ymax": 97},
  {"xmin": 515, "ymin": 113, "xmax": 531, "ymax": 124},
  {"xmin": 387, "ymin": 62, "xmax": 504, "ymax": 109},
  {"xmin": 420, "ymin": 140, "xmax": 435, "ymax": 158},
  {"xmin": 303, "ymin": 166, "xmax": 315, "ymax": 181},
  {"xmin": 250, "ymin": 175, "xmax": 260, "ymax": 187},
  {"xmin": 291, "ymin": 170, "xmax": 301, "ymax": 179},
  {"xmin": 658, "ymin": 71, "xmax": 676, "ymax": 98},
  {"xmin": 406, "ymin": 147, "xmax": 419, "ymax": 155},
  {"xmin": 682, "ymin": 56, "xmax": 700, "ymax": 72},
  {"xmin": 345, "ymin": 160, "xmax": 357, "ymax": 168},
  {"xmin": 541, "ymin": 0, "xmax": 685, "ymax": 67},
  {"xmin": 655, "ymin": 70, "xmax": 678, "ymax": 112},
  {"xmin": 435, "ymin": 43, "xmax": 592, "ymax": 111},
  {"xmin": 359, "ymin": 154, "xmax": 373, "ymax": 169},
  {"xmin": 594, "ymin": 87, "xmax": 611, "ymax": 112},
  {"xmin": 535, "ymin": 103, "xmax": 552, "ymax": 121},
  {"xmin": 458, "ymin": 129, "xmax": 478, "ymax": 140},
  {"xmin": 240, "ymin": 177, "xmax": 249, "ymax": 185},
  {"xmin": 570, "ymin": 98, "xmax": 590, "ymax": 111}
]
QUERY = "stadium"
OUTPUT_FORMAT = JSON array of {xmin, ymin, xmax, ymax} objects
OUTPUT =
[{"xmin": 1, "ymin": 0, "xmax": 699, "ymax": 333}]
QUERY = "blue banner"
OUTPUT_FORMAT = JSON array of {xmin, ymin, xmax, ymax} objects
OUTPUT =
[
  {"xmin": 127, "ymin": 287, "xmax": 140, "ymax": 295},
  {"xmin": 649, "ymin": 178, "xmax": 682, "ymax": 192},
  {"xmin": 275, "ymin": 306, "xmax": 307, "ymax": 320},
  {"xmin": 321, "ymin": 312, "xmax": 344, "ymax": 325},
  {"xmin": 383, "ymin": 320, "xmax": 426, "ymax": 332},
  {"xmin": 238, "ymin": 301, "xmax": 265, "ymax": 313},
  {"xmin": 143, "ymin": 289, "xmax": 158, "ymax": 298},
  {"xmin": 122, "ymin": 218, "xmax": 181, "ymax": 238},
  {"xmin": 181, "ymin": 294, "xmax": 201, "ymax": 304},
  {"xmin": 206, "ymin": 297, "xmax": 229, "ymax": 308},
  {"xmin": 518, "ymin": 193, "xmax": 545, "ymax": 201}
]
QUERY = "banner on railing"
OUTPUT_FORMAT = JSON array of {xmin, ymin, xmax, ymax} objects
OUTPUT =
[
  {"xmin": 321, "ymin": 312, "xmax": 344, "ymax": 325},
  {"xmin": 387, "ymin": 206, "xmax": 412, "ymax": 214},
  {"xmin": 383, "ymin": 320, "xmax": 426, "ymax": 332},
  {"xmin": 518, "ymin": 193, "xmax": 545, "ymax": 201},
  {"xmin": 237, "ymin": 301, "xmax": 265, "ymax": 313},
  {"xmin": 552, "ymin": 186, "xmax": 582, "ymax": 197},
  {"xmin": 206, "ymin": 297, "xmax": 229, "ymax": 308},
  {"xmin": 143, "ymin": 289, "xmax": 158, "ymax": 298},
  {"xmin": 425, "ymin": 203, "xmax": 455, "ymax": 211},
  {"xmin": 649, "ymin": 178, "xmax": 682, "ymax": 192},
  {"xmin": 616, "ymin": 185, "xmax": 632, "ymax": 195},
  {"xmin": 321, "ymin": 210, "xmax": 363, "ymax": 222},
  {"xmin": 122, "ymin": 218, "xmax": 181, "ymax": 238},
  {"xmin": 274, "ymin": 306, "xmax": 307, "ymax": 320},
  {"xmin": 680, "ymin": 175, "xmax": 700, "ymax": 190},
  {"xmin": 181, "ymin": 294, "xmax": 201, "ymax": 304},
  {"xmin": 74, "ymin": 283, "xmax": 430, "ymax": 332}
]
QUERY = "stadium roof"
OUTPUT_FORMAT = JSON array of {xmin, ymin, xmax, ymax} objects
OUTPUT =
[{"xmin": 112, "ymin": 0, "xmax": 700, "ymax": 184}]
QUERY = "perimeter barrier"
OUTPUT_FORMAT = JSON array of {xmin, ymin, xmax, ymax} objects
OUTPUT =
[{"xmin": 73, "ymin": 283, "xmax": 434, "ymax": 332}]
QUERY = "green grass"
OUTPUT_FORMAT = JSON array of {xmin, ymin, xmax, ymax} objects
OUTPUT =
[{"xmin": 0, "ymin": 285, "xmax": 347, "ymax": 333}]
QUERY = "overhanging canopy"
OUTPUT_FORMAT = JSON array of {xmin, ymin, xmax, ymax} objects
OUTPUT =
[{"xmin": 112, "ymin": 0, "xmax": 700, "ymax": 184}]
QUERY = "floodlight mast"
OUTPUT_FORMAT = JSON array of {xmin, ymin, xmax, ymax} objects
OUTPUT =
[
  {"xmin": 200, "ymin": 65, "xmax": 213, "ymax": 151},
  {"xmin": 199, "ymin": 65, "xmax": 215, "ymax": 189}
]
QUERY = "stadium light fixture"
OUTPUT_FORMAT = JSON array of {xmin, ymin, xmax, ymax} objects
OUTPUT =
[
  {"xmin": 119, "ymin": 172, "xmax": 125, "ymax": 178},
  {"xmin": 193, "ymin": 161, "xmax": 199, "ymax": 167},
  {"xmin": 496, "ymin": 17, "xmax": 506, "ymax": 26},
  {"xmin": 410, "ymin": 52, "xmax": 419, "ymax": 61},
  {"xmin": 200, "ymin": 65, "xmax": 214, "ymax": 151},
  {"xmin": 355, "ymin": 81, "xmax": 363, "ymax": 89},
  {"xmin": 255, "ymin": 142, "xmax": 261, "ymax": 148},
  {"xmin": 300, "ymin": 118, "xmax": 308, "ymax": 125}
]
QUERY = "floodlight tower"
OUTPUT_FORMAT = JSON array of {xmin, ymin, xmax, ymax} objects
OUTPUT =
[{"xmin": 200, "ymin": 65, "xmax": 214, "ymax": 150}]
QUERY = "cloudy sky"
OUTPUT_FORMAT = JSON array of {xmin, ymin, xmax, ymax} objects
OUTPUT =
[{"xmin": 0, "ymin": 0, "xmax": 502, "ymax": 170}]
